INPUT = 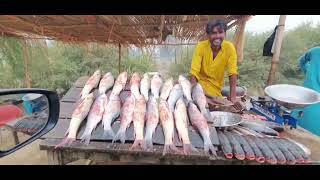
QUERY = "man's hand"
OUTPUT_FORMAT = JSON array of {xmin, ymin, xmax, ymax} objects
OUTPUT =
[{"xmin": 190, "ymin": 75, "xmax": 198, "ymax": 87}]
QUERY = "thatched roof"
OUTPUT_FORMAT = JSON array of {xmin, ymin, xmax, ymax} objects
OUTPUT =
[{"xmin": 0, "ymin": 15, "xmax": 251, "ymax": 45}]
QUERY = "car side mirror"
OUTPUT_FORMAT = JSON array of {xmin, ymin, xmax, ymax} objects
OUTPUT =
[{"xmin": 0, "ymin": 89, "xmax": 59, "ymax": 158}]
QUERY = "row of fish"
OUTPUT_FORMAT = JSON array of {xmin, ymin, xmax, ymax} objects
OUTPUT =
[
  {"xmin": 56, "ymin": 70, "xmax": 217, "ymax": 157},
  {"xmin": 218, "ymin": 130, "xmax": 311, "ymax": 164}
]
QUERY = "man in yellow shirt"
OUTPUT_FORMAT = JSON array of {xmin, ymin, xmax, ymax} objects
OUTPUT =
[{"xmin": 190, "ymin": 19, "xmax": 238, "ymax": 104}]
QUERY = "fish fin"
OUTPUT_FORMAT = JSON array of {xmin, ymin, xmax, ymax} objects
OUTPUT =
[
  {"xmin": 204, "ymin": 143, "xmax": 217, "ymax": 157},
  {"xmin": 183, "ymin": 144, "xmax": 199, "ymax": 155},
  {"xmin": 103, "ymin": 129, "xmax": 115, "ymax": 140},
  {"xmin": 80, "ymin": 134, "xmax": 92, "ymax": 146},
  {"xmin": 55, "ymin": 137, "xmax": 75, "ymax": 149},
  {"xmin": 112, "ymin": 128, "xmax": 126, "ymax": 144},
  {"xmin": 130, "ymin": 140, "xmax": 146, "ymax": 151},
  {"xmin": 64, "ymin": 127, "xmax": 70, "ymax": 136},
  {"xmin": 162, "ymin": 144, "xmax": 181, "ymax": 156}
]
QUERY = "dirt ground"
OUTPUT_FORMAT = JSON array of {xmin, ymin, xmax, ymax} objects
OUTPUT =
[{"xmin": 0, "ymin": 128, "xmax": 92, "ymax": 165}]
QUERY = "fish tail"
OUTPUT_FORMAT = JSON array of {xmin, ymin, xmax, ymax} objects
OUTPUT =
[
  {"xmin": 103, "ymin": 129, "xmax": 115, "ymax": 140},
  {"xmin": 55, "ymin": 137, "xmax": 75, "ymax": 149},
  {"xmin": 183, "ymin": 144, "xmax": 199, "ymax": 155},
  {"xmin": 144, "ymin": 130, "xmax": 154, "ymax": 150},
  {"xmin": 162, "ymin": 144, "xmax": 181, "ymax": 156},
  {"xmin": 130, "ymin": 139, "xmax": 146, "ymax": 151},
  {"xmin": 204, "ymin": 142, "xmax": 217, "ymax": 157},
  {"xmin": 112, "ymin": 128, "xmax": 126, "ymax": 144},
  {"xmin": 80, "ymin": 134, "xmax": 92, "ymax": 146}
]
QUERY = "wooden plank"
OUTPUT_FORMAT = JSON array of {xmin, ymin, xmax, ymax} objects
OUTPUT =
[
  {"xmin": 61, "ymin": 86, "xmax": 82, "ymax": 103},
  {"xmin": 74, "ymin": 76, "xmax": 89, "ymax": 88},
  {"xmin": 40, "ymin": 138, "xmax": 228, "ymax": 163},
  {"xmin": 59, "ymin": 102, "xmax": 77, "ymax": 119}
]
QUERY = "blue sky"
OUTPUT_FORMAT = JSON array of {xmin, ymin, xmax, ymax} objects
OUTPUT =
[{"xmin": 245, "ymin": 15, "xmax": 320, "ymax": 33}]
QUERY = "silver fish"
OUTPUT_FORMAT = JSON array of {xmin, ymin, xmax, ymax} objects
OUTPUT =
[
  {"xmin": 160, "ymin": 77, "xmax": 173, "ymax": 101},
  {"xmin": 130, "ymin": 72, "xmax": 141, "ymax": 98},
  {"xmin": 102, "ymin": 94, "xmax": 121, "ymax": 139},
  {"xmin": 151, "ymin": 74, "xmax": 163, "ymax": 100},
  {"xmin": 140, "ymin": 73, "xmax": 150, "ymax": 101},
  {"xmin": 80, "ymin": 93, "xmax": 107, "ymax": 145},
  {"xmin": 98, "ymin": 72, "xmax": 114, "ymax": 94},
  {"xmin": 56, "ymin": 93, "xmax": 94, "ymax": 148},
  {"xmin": 111, "ymin": 71, "xmax": 127, "ymax": 96},
  {"xmin": 145, "ymin": 95, "xmax": 159, "ymax": 150},
  {"xmin": 168, "ymin": 84, "xmax": 183, "ymax": 112},
  {"xmin": 174, "ymin": 98, "xmax": 198, "ymax": 155},
  {"xmin": 187, "ymin": 102, "xmax": 217, "ymax": 156},
  {"xmin": 179, "ymin": 75, "xmax": 192, "ymax": 102},
  {"xmin": 131, "ymin": 95, "xmax": 147, "ymax": 150},
  {"xmin": 113, "ymin": 93, "xmax": 135, "ymax": 144},
  {"xmin": 80, "ymin": 70, "xmax": 101, "ymax": 99},
  {"xmin": 159, "ymin": 100, "xmax": 181, "ymax": 155},
  {"xmin": 191, "ymin": 83, "xmax": 214, "ymax": 122}
]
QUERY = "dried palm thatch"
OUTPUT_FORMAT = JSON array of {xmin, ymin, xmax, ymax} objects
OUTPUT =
[{"xmin": 0, "ymin": 15, "xmax": 252, "ymax": 46}]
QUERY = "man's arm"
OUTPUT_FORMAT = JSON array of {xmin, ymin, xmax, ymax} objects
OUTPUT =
[
  {"xmin": 189, "ymin": 44, "xmax": 202, "ymax": 87},
  {"xmin": 228, "ymin": 75, "xmax": 237, "ymax": 103}
]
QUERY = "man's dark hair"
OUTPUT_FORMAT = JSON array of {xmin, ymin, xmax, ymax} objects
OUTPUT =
[{"xmin": 206, "ymin": 20, "xmax": 227, "ymax": 34}]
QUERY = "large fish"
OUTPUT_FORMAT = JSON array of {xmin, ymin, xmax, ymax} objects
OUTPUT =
[
  {"xmin": 102, "ymin": 94, "xmax": 121, "ymax": 139},
  {"xmin": 270, "ymin": 138, "xmax": 296, "ymax": 165},
  {"xmin": 283, "ymin": 138, "xmax": 311, "ymax": 163},
  {"xmin": 111, "ymin": 71, "xmax": 127, "ymax": 96},
  {"xmin": 232, "ymin": 133, "xmax": 255, "ymax": 161},
  {"xmin": 130, "ymin": 72, "xmax": 141, "ymax": 98},
  {"xmin": 191, "ymin": 83, "xmax": 214, "ymax": 122},
  {"xmin": 140, "ymin": 73, "xmax": 150, "ymax": 101},
  {"xmin": 240, "ymin": 121, "xmax": 280, "ymax": 137},
  {"xmin": 262, "ymin": 138, "xmax": 287, "ymax": 164},
  {"xmin": 187, "ymin": 102, "xmax": 217, "ymax": 156},
  {"xmin": 243, "ymin": 136, "xmax": 265, "ymax": 163},
  {"xmin": 98, "ymin": 72, "xmax": 115, "ymax": 94},
  {"xmin": 159, "ymin": 100, "xmax": 181, "ymax": 155},
  {"xmin": 112, "ymin": 93, "xmax": 135, "ymax": 144},
  {"xmin": 279, "ymin": 139, "xmax": 308, "ymax": 164},
  {"xmin": 174, "ymin": 98, "xmax": 198, "ymax": 155},
  {"xmin": 160, "ymin": 78, "xmax": 173, "ymax": 101},
  {"xmin": 145, "ymin": 95, "xmax": 159, "ymax": 150},
  {"xmin": 131, "ymin": 95, "xmax": 147, "ymax": 150},
  {"xmin": 224, "ymin": 131, "xmax": 245, "ymax": 160},
  {"xmin": 80, "ymin": 70, "xmax": 101, "ymax": 99},
  {"xmin": 217, "ymin": 131, "xmax": 233, "ymax": 159},
  {"xmin": 80, "ymin": 94, "xmax": 107, "ymax": 145},
  {"xmin": 251, "ymin": 137, "xmax": 277, "ymax": 164},
  {"xmin": 55, "ymin": 93, "xmax": 94, "ymax": 148},
  {"xmin": 150, "ymin": 74, "xmax": 163, "ymax": 100},
  {"xmin": 168, "ymin": 84, "xmax": 183, "ymax": 112},
  {"xmin": 178, "ymin": 75, "xmax": 192, "ymax": 102}
]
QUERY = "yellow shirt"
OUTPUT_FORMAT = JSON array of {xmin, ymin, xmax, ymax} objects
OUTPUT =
[{"xmin": 190, "ymin": 40, "xmax": 238, "ymax": 97}]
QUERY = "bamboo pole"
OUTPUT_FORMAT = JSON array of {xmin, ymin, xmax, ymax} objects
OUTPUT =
[
  {"xmin": 21, "ymin": 40, "xmax": 31, "ymax": 88},
  {"xmin": 118, "ymin": 43, "xmax": 121, "ymax": 74},
  {"xmin": 266, "ymin": 15, "xmax": 286, "ymax": 86}
]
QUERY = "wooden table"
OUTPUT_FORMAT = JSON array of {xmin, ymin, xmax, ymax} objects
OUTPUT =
[{"xmin": 39, "ymin": 76, "xmax": 320, "ymax": 165}]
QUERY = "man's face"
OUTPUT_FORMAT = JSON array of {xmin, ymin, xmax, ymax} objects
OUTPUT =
[{"xmin": 208, "ymin": 26, "xmax": 225, "ymax": 47}]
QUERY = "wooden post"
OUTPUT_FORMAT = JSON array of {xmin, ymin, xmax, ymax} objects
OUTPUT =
[
  {"xmin": 118, "ymin": 43, "xmax": 121, "ymax": 74},
  {"xmin": 174, "ymin": 46, "xmax": 177, "ymax": 64},
  {"xmin": 21, "ymin": 40, "xmax": 31, "ymax": 88},
  {"xmin": 266, "ymin": 15, "xmax": 286, "ymax": 86},
  {"xmin": 233, "ymin": 20, "xmax": 247, "ymax": 64}
]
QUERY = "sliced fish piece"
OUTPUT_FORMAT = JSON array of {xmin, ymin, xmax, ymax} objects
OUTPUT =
[
  {"xmin": 224, "ymin": 131, "xmax": 245, "ymax": 160},
  {"xmin": 217, "ymin": 131, "xmax": 233, "ymax": 159},
  {"xmin": 232, "ymin": 133, "xmax": 255, "ymax": 160},
  {"xmin": 251, "ymin": 137, "xmax": 277, "ymax": 164},
  {"xmin": 263, "ymin": 138, "xmax": 287, "ymax": 164},
  {"xmin": 244, "ymin": 136, "xmax": 265, "ymax": 163}
]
